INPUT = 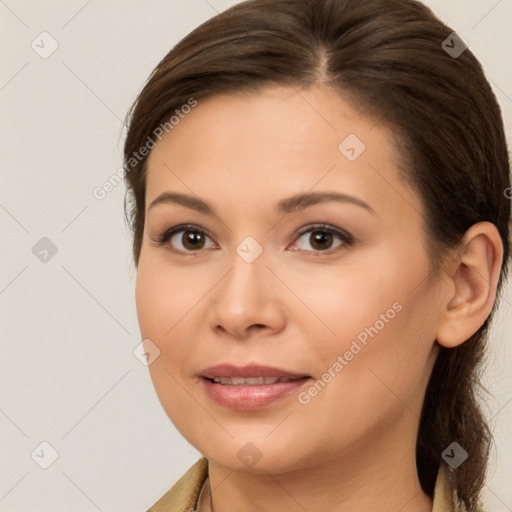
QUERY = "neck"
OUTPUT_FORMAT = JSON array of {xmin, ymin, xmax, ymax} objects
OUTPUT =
[{"xmin": 200, "ymin": 418, "xmax": 433, "ymax": 512}]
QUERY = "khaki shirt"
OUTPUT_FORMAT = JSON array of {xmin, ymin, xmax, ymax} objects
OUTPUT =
[{"xmin": 146, "ymin": 457, "xmax": 464, "ymax": 512}]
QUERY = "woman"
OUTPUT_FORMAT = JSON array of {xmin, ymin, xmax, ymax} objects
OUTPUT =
[{"xmin": 122, "ymin": 0, "xmax": 511, "ymax": 510}]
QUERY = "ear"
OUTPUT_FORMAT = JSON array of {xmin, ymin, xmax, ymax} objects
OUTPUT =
[{"xmin": 436, "ymin": 222, "xmax": 504, "ymax": 348}]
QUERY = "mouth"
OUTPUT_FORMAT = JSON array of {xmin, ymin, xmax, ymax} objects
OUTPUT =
[
  {"xmin": 208, "ymin": 376, "xmax": 301, "ymax": 385},
  {"xmin": 199, "ymin": 364, "xmax": 312, "ymax": 410}
]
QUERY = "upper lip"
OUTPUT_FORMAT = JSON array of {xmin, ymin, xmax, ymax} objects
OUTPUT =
[{"xmin": 199, "ymin": 364, "xmax": 310, "ymax": 380}]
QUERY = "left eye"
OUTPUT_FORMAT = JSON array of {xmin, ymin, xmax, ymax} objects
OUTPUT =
[{"xmin": 290, "ymin": 225, "xmax": 352, "ymax": 253}]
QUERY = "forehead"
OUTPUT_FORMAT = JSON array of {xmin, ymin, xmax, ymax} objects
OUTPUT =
[{"xmin": 144, "ymin": 85, "xmax": 418, "ymax": 223}]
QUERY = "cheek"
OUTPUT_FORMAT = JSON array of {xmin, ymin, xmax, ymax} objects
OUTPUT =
[
  {"xmin": 308, "ymin": 285, "xmax": 438, "ymax": 433},
  {"xmin": 135, "ymin": 292, "xmax": 197, "ymax": 445},
  {"xmin": 135, "ymin": 255, "xmax": 213, "ymax": 414},
  {"xmin": 135, "ymin": 254, "xmax": 206, "ymax": 339},
  {"xmin": 273, "ymin": 250, "xmax": 406, "ymax": 353},
  {"xmin": 292, "ymin": 249, "xmax": 437, "ymax": 420}
]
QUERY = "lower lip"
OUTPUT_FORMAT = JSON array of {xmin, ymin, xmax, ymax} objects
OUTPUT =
[{"xmin": 201, "ymin": 378, "xmax": 310, "ymax": 410}]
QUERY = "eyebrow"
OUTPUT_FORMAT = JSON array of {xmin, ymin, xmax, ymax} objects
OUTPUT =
[{"xmin": 148, "ymin": 191, "xmax": 376, "ymax": 216}]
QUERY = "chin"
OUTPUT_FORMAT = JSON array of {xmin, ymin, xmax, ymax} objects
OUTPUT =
[{"xmin": 186, "ymin": 432, "xmax": 321, "ymax": 476}]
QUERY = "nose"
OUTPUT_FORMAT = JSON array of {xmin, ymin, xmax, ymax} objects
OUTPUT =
[{"xmin": 207, "ymin": 247, "xmax": 286, "ymax": 340}]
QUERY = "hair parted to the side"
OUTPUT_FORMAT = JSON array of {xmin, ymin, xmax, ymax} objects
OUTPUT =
[{"xmin": 123, "ymin": 0, "xmax": 511, "ymax": 509}]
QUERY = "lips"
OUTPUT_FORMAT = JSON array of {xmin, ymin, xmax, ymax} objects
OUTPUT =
[
  {"xmin": 212, "ymin": 376, "xmax": 296, "ymax": 385},
  {"xmin": 200, "ymin": 363, "xmax": 309, "ymax": 381},
  {"xmin": 199, "ymin": 364, "xmax": 311, "ymax": 410}
]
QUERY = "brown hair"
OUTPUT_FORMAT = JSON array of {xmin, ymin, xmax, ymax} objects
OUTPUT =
[{"xmin": 123, "ymin": 0, "xmax": 511, "ymax": 509}]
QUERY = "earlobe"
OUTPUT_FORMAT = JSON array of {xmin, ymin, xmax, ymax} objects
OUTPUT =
[{"xmin": 436, "ymin": 222, "xmax": 503, "ymax": 349}]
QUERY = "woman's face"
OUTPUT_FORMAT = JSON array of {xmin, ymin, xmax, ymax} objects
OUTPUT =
[{"xmin": 136, "ymin": 85, "xmax": 444, "ymax": 473}]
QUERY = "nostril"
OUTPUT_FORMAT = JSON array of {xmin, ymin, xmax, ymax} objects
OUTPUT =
[{"xmin": 248, "ymin": 324, "xmax": 267, "ymax": 333}]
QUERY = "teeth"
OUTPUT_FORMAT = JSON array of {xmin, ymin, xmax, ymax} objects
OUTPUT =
[
  {"xmin": 212, "ymin": 377, "xmax": 295, "ymax": 385},
  {"xmin": 243, "ymin": 377, "xmax": 264, "ymax": 385}
]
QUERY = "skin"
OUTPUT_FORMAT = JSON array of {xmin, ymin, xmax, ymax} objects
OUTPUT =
[{"xmin": 135, "ymin": 85, "xmax": 503, "ymax": 512}]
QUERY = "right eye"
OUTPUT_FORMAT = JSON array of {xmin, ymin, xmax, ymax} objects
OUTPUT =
[{"xmin": 155, "ymin": 224, "xmax": 217, "ymax": 254}]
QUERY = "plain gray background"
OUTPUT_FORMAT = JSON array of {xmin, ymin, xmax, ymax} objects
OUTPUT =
[{"xmin": 1, "ymin": 1, "xmax": 511, "ymax": 510}]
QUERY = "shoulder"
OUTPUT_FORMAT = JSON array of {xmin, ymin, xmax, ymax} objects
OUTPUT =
[
  {"xmin": 433, "ymin": 464, "xmax": 486, "ymax": 512},
  {"xmin": 146, "ymin": 457, "xmax": 209, "ymax": 512}
]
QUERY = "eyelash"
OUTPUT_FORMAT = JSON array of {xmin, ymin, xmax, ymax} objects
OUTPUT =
[{"xmin": 152, "ymin": 223, "xmax": 354, "ymax": 256}]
